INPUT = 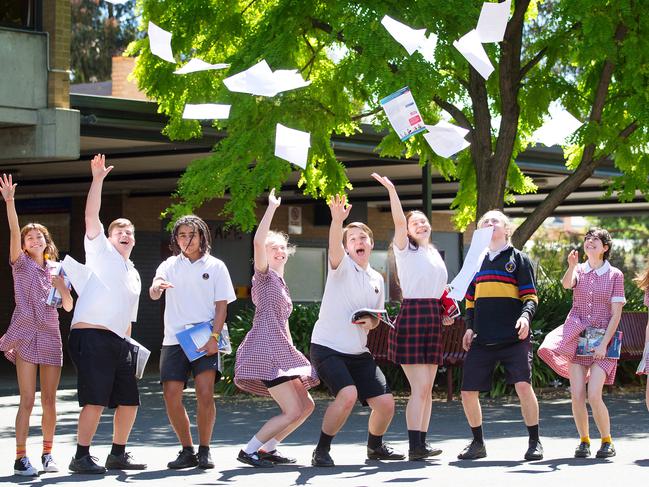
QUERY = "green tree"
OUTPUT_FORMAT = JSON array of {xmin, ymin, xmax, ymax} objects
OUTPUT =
[{"xmin": 129, "ymin": 0, "xmax": 649, "ymax": 238}]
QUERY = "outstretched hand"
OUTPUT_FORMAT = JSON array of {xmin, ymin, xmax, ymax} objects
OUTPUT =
[
  {"xmin": 268, "ymin": 188, "xmax": 281, "ymax": 208},
  {"xmin": 328, "ymin": 194, "xmax": 352, "ymax": 223},
  {"xmin": 90, "ymin": 154, "xmax": 114, "ymax": 180},
  {"xmin": 0, "ymin": 174, "xmax": 17, "ymax": 201},
  {"xmin": 567, "ymin": 249, "xmax": 579, "ymax": 267},
  {"xmin": 371, "ymin": 173, "xmax": 396, "ymax": 192}
]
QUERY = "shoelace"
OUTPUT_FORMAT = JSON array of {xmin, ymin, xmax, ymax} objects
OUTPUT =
[{"xmin": 19, "ymin": 457, "xmax": 33, "ymax": 468}]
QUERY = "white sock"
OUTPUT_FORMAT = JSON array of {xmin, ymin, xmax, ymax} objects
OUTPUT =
[
  {"xmin": 261, "ymin": 438, "xmax": 279, "ymax": 452},
  {"xmin": 244, "ymin": 436, "xmax": 264, "ymax": 455}
]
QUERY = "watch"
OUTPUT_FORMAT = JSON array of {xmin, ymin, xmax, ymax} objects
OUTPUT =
[{"xmin": 210, "ymin": 332, "xmax": 220, "ymax": 341}]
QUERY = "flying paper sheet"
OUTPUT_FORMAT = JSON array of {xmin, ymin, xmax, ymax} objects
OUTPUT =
[
  {"xmin": 275, "ymin": 123, "xmax": 310, "ymax": 169},
  {"xmin": 223, "ymin": 60, "xmax": 311, "ymax": 97},
  {"xmin": 61, "ymin": 255, "xmax": 108, "ymax": 296},
  {"xmin": 447, "ymin": 226, "xmax": 494, "ymax": 301},
  {"xmin": 148, "ymin": 21, "xmax": 175, "ymax": 63},
  {"xmin": 423, "ymin": 121, "xmax": 470, "ymax": 158},
  {"xmin": 182, "ymin": 104, "xmax": 231, "ymax": 120},
  {"xmin": 476, "ymin": 0, "xmax": 511, "ymax": 43},
  {"xmin": 532, "ymin": 101, "xmax": 583, "ymax": 147},
  {"xmin": 105, "ymin": 0, "xmax": 130, "ymax": 4},
  {"xmin": 174, "ymin": 58, "xmax": 230, "ymax": 74},
  {"xmin": 380, "ymin": 87, "xmax": 426, "ymax": 141},
  {"xmin": 453, "ymin": 29, "xmax": 494, "ymax": 79},
  {"xmin": 381, "ymin": 15, "xmax": 438, "ymax": 63}
]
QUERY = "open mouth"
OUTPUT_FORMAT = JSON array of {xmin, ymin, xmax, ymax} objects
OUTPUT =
[{"xmin": 355, "ymin": 248, "xmax": 366, "ymax": 257}]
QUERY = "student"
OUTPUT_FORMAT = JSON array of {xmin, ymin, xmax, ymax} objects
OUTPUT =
[
  {"xmin": 372, "ymin": 173, "xmax": 450, "ymax": 460},
  {"xmin": 310, "ymin": 195, "xmax": 405, "ymax": 467},
  {"xmin": 150, "ymin": 214, "xmax": 236, "ymax": 470},
  {"xmin": 458, "ymin": 210, "xmax": 543, "ymax": 461},
  {"xmin": 234, "ymin": 190, "xmax": 319, "ymax": 467},
  {"xmin": 539, "ymin": 228, "xmax": 625, "ymax": 458},
  {"xmin": 634, "ymin": 260, "xmax": 649, "ymax": 412},
  {"xmin": 68, "ymin": 154, "xmax": 145, "ymax": 474},
  {"xmin": 0, "ymin": 174, "xmax": 72, "ymax": 476}
]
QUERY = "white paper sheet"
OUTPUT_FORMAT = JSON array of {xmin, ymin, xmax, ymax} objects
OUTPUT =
[
  {"xmin": 379, "ymin": 87, "xmax": 426, "ymax": 141},
  {"xmin": 61, "ymin": 255, "xmax": 103, "ymax": 296},
  {"xmin": 532, "ymin": 101, "xmax": 583, "ymax": 147},
  {"xmin": 423, "ymin": 121, "xmax": 471, "ymax": 158},
  {"xmin": 105, "ymin": 0, "xmax": 130, "ymax": 4},
  {"xmin": 275, "ymin": 123, "xmax": 310, "ymax": 169},
  {"xmin": 453, "ymin": 29, "xmax": 494, "ymax": 79},
  {"xmin": 476, "ymin": 0, "xmax": 511, "ymax": 43},
  {"xmin": 223, "ymin": 59, "xmax": 311, "ymax": 97},
  {"xmin": 174, "ymin": 58, "xmax": 230, "ymax": 74},
  {"xmin": 148, "ymin": 21, "xmax": 175, "ymax": 63},
  {"xmin": 447, "ymin": 226, "xmax": 494, "ymax": 300},
  {"xmin": 381, "ymin": 15, "xmax": 438, "ymax": 63},
  {"xmin": 182, "ymin": 103, "xmax": 231, "ymax": 120}
]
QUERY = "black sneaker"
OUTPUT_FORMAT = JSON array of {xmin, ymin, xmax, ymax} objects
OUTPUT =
[
  {"xmin": 423, "ymin": 442, "xmax": 443, "ymax": 457},
  {"xmin": 574, "ymin": 442, "xmax": 591, "ymax": 458},
  {"xmin": 457, "ymin": 440, "xmax": 487, "ymax": 460},
  {"xmin": 367, "ymin": 443, "xmax": 406, "ymax": 460},
  {"xmin": 524, "ymin": 440, "xmax": 544, "ymax": 461},
  {"xmin": 258, "ymin": 449, "xmax": 297, "ymax": 464},
  {"xmin": 237, "ymin": 450, "xmax": 274, "ymax": 468},
  {"xmin": 311, "ymin": 448, "xmax": 334, "ymax": 467},
  {"xmin": 105, "ymin": 452, "xmax": 147, "ymax": 470},
  {"xmin": 69, "ymin": 455, "xmax": 107, "ymax": 474},
  {"xmin": 596, "ymin": 442, "xmax": 616, "ymax": 458},
  {"xmin": 197, "ymin": 449, "xmax": 215, "ymax": 469},
  {"xmin": 14, "ymin": 456, "xmax": 39, "ymax": 477},
  {"xmin": 167, "ymin": 449, "xmax": 198, "ymax": 469},
  {"xmin": 409, "ymin": 443, "xmax": 443, "ymax": 460}
]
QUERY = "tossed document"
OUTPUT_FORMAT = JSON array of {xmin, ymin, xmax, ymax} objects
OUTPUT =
[
  {"xmin": 423, "ymin": 121, "xmax": 470, "ymax": 158},
  {"xmin": 223, "ymin": 59, "xmax": 311, "ymax": 97},
  {"xmin": 125, "ymin": 337, "xmax": 151, "ymax": 379},
  {"xmin": 174, "ymin": 58, "xmax": 229, "ymax": 74},
  {"xmin": 447, "ymin": 226, "xmax": 494, "ymax": 300},
  {"xmin": 380, "ymin": 87, "xmax": 426, "ymax": 141},
  {"xmin": 381, "ymin": 15, "xmax": 438, "ymax": 63},
  {"xmin": 453, "ymin": 29, "xmax": 494, "ymax": 79},
  {"xmin": 61, "ymin": 255, "xmax": 95, "ymax": 296},
  {"xmin": 275, "ymin": 123, "xmax": 310, "ymax": 169},
  {"xmin": 476, "ymin": 0, "xmax": 511, "ymax": 43},
  {"xmin": 182, "ymin": 103, "xmax": 231, "ymax": 120},
  {"xmin": 532, "ymin": 101, "xmax": 583, "ymax": 147},
  {"xmin": 148, "ymin": 21, "xmax": 175, "ymax": 63}
]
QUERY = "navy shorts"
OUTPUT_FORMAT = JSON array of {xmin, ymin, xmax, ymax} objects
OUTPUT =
[
  {"xmin": 310, "ymin": 343, "xmax": 390, "ymax": 406},
  {"xmin": 68, "ymin": 329, "xmax": 140, "ymax": 408},
  {"xmin": 461, "ymin": 339, "xmax": 533, "ymax": 392},
  {"xmin": 160, "ymin": 344, "xmax": 221, "ymax": 388}
]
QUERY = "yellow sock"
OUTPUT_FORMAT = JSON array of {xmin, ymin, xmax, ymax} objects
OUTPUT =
[
  {"xmin": 43, "ymin": 439, "xmax": 53, "ymax": 455},
  {"xmin": 580, "ymin": 436, "xmax": 590, "ymax": 445},
  {"xmin": 601, "ymin": 436, "xmax": 612, "ymax": 444},
  {"xmin": 16, "ymin": 444, "xmax": 26, "ymax": 460}
]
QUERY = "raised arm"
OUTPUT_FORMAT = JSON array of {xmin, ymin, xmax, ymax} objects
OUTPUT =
[
  {"xmin": 328, "ymin": 195, "xmax": 352, "ymax": 270},
  {"xmin": 371, "ymin": 173, "xmax": 407, "ymax": 250},
  {"xmin": 253, "ymin": 189, "xmax": 281, "ymax": 272},
  {"xmin": 562, "ymin": 250, "xmax": 579, "ymax": 289},
  {"xmin": 0, "ymin": 174, "xmax": 21, "ymax": 264},
  {"xmin": 85, "ymin": 154, "xmax": 114, "ymax": 240}
]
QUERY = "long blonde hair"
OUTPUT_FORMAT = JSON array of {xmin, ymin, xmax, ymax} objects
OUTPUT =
[{"xmin": 20, "ymin": 223, "xmax": 59, "ymax": 261}]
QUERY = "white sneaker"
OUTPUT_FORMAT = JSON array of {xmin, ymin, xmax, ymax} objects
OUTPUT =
[
  {"xmin": 14, "ymin": 456, "xmax": 38, "ymax": 476},
  {"xmin": 42, "ymin": 453, "xmax": 59, "ymax": 472}
]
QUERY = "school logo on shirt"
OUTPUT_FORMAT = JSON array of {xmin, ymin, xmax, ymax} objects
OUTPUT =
[
  {"xmin": 202, "ymin": 273, "xmax": 210, "ymax": 280},
  {"xmin": 505, "ymin": 260, "xmax": 516, "ymax": 273},
  {"xmin": 374, "ymin": 286, "xmax": 379, "ymax": 294}
]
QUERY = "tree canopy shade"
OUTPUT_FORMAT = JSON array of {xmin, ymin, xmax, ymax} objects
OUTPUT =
[{"xmin": 129, "ymin": 0, "xmax": 649, "ymax": 244}]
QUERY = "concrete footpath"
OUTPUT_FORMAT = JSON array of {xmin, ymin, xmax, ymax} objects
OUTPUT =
[{"xmin": 1, "ymin": 377, "xmax": 648, "ymax": 486}]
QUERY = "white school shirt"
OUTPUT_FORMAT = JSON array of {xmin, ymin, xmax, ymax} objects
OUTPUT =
[
  {"xmin": 71, "ymin": 227, "xmax": 141, "ymax": 338},
  {"xmin": 393, "ymin": 243, "xmax": 448, "ymax": 299},
  {"xmin": 311, "ymin": 254, "xmax": 384, "ymax": 355},
  {"xmin": 155, "ymin": 253, "xmax": 237, "ymax": 346}
]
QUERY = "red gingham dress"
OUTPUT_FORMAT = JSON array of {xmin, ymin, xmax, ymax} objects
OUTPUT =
[
  {"xmin": 0, "ymin": 253, "xmax": 63, "ymax": 366},
  {"xmin": 638, "ymin": 289, "xmax": 649, "ymax": 375},
  {"xmin": 234, "ymin": 268, "xmax": 319, "ymax": 396},
  {"xmin": 538, "ymin": 263, "xmax": 625, "ymax": 385}
]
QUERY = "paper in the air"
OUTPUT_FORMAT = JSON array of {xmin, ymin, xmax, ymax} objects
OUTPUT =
[
  {"xmin": 447, "ymin": 226, "xmax": 494, "ymax": 301},
  {"xmin": 380, "ymin": 15, "xmax": 438, "ymax": 63},
  {"xmin": 532, "ymin": 101, "xmax": 583, "ymax": 147},
  {"xmin": 182, "ymin": 104, "xmax": 231, "ymax": 120},
  {"xmin": 379, "ymin": 87, "xmax": 426, "ymax": 141},
  {"xmin": 275, "ymin": 123, "xmax": 310, "ymax": 169},
  {"xmin": 423, "ymin": 121, "xmax": 470, "ymax": 158},
  {"xmin": 148, "ymin": 22, "xmax": 175, "ymax": 63},
  {"xmin": 453, "ymin": 29, "xmax": 494, "ymax": 79},
  {"xmin": 174, "ymin": 58, "xmax": 230, "ymax": 74},
  {"xmin": 476, "ymin": 0, "xmax": 511, "ymax": 43},
  {"xmin": 223, "ymin": 60, "xmax": 311, "ymax": 97},
  {"xmin": 105, "ymin": 0, "xmax": 130, "ymax": 4}
]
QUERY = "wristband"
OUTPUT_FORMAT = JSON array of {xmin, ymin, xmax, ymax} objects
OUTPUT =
[{"xmin": 210, "ymin": 332, "xmax": 220, "ymax": 341}]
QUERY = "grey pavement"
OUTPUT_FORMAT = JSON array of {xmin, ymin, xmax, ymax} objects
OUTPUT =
[{"xmin": 1, "ymin": 376, "xmax": 649, "ymax": 486}]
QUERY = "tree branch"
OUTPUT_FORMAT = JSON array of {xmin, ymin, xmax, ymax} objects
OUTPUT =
[
  {"xmin": 351, "ymin": 106, "xmax": 382, "ymax": 121},
  {"xmin": 432, "ymin": 96, "xmax": 473, "ymax": 132},
  {"xmin": 519, "ymin": 46, "xmax": 547, "ymax": 80}
]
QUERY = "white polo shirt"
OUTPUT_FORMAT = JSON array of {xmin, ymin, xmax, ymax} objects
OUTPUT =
[
  {"xmin": 311, "ymin": 254, "xmax": 384, "ymax": 355},
  {"xmin": 71, "ymin": 227, "xmax": 141, "ymax": 338},
  {"xmin": 394, "ymin": 243, "xmax": 447, "ymax": 299},
  {"xmin": 155, "ymin": 253, "xmax": 237, "ymax": 346}
]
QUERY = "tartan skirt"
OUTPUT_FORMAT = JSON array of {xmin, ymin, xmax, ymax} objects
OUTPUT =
[{"xmin": 388, "ymin": 298, "xmax": 444, "ymax": 365}]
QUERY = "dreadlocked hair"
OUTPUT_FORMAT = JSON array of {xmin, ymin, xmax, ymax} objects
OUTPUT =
[{"xmin": 170, "ymin": 215, "xmax": 212, "ymax": 256}]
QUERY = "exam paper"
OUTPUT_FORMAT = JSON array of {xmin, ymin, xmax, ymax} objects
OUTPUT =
[
  {"xmin": 380, "ymin": 87, "xmax": 426, "ymax": 141},
  {"xmin": 105, "ymin": 0, "xmax": 130, "ymax": 4},
  {"xmin": 381, "ymin": 15, "xmax": 438, "ymax": 63},
  {"xmin": 174, "ymin": 58, "xmax": 230, "ymax": 74},
  {"xmin": 182, "ymin": 103, "xmax": 231, "ymax": 120},
  {"xmin": 423, "ymin": 121, "xmax": 470, "ymax": 158},
  {"xmin": 532, "ymin": 101, "xmax": 583, "ymax": 147},
  {"xmin": 223, "ymin": 60, "xmax": 311, "ymax": 97},
  {"xmin": 453, "ymin": 29, "xmax": 494, "ymax": 79},
  {"xmin": 447, "ymin": 226, "xmax": 494, "ymax": 301},
  {"xmin": 148, "ymin": 21, "xmax": 175, "ymax": 63},
  {"xmin": 275, "ymin": 123, "xmax": 310, "ymax": 169},
  {"xmin": 476, "ymin": 0, "xmax": 511, "ymax": 43}
]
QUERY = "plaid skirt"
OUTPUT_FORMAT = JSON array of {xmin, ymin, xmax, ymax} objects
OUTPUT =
[{"xmin": 388, "ymin": 298, "xmax": 443, "ymax": 365}]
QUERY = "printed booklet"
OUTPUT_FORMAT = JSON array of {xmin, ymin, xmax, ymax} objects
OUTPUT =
[
  {"xmin": 576, "ymin": 327, "xmax": 623, "ymax": 359},
  {"xmin": 176, "ymin": 322, "xmax": 233, "ymax": 362},
  {"xmin": 351, "ymin": 309, "xmax": 394, "ymax": 328}
]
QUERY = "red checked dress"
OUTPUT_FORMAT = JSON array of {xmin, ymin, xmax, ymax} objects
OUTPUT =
[
  {"xmin": 538, "ymin": 262, "xmax": 625, "ymax": 385},
  {"xmin": 234, "ymin": 268, "xmax": 319, "ymax": 396},
  {"xmin": 638, "ymin": 289, "xmax": 649, "ymax": 375},
  {"xmin": 0, "ymin": 253, "xmax": 63, "ymax": 366}
]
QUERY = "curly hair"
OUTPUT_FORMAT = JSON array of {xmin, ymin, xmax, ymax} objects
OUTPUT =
[
  {"xmin": 20, "ymin": 223, "xmax": 59, "ymax": 261},
  {"xmin": 170, "ymin": 215, "xmax": 212, "ymax": 256}
]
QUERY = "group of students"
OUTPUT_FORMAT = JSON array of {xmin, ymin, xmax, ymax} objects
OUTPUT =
[{"xmin": 1, "ymin": 157, "xmax": 649, "ymax": 477}]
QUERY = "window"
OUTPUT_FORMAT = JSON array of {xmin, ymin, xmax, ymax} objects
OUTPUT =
[
  {"xmin": 0, "ymin": 0, "xmax": 41, "ymax": 30},
  {"xmin": 284, "ymin": 247, "xmax": 327, "ymax": 302}
]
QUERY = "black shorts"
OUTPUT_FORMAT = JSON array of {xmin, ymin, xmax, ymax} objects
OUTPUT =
[
  {"xmin": 68, "ymin": 329, "xmax": 140, "ymax": 408},
  {"xmin": 310, "ymin": 343, "xmax": 390, "ymax": 406},
  {"xmin": 262, "ymin": 375, "xmax": 300, "ymax": 388},
  {"xmin": 461, "ymin": 339, "xmax": 533, "ymax": 392},
  {"xmin": 160, "ymin": 345, "xmax": 221, "ymax": 388}
]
